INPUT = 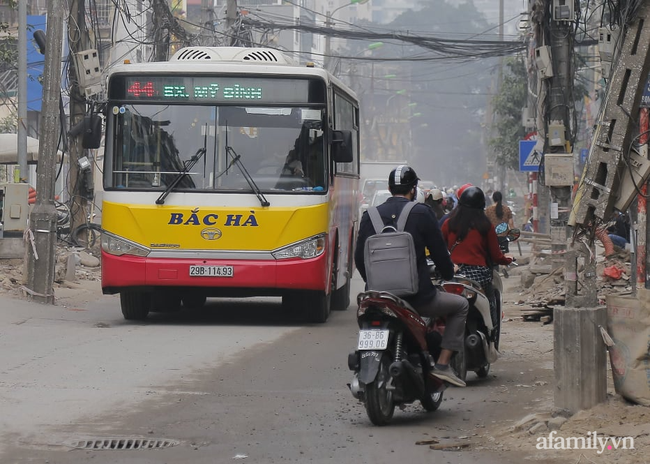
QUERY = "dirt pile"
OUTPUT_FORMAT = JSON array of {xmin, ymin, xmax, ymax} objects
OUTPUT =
[
  {"xmin": 516, "ymin": 249, "xmax": 632, "ymax": 307},
  {"xmin": 492, "ymin": 395, "xmax": 650, "ymax": 463},
  {"xmin": 0, "ymin": 244, "xmax": 101, "ymax": 304}
]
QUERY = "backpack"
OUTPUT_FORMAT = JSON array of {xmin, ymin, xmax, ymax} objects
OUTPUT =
[{"xmin": 363, "ymin": 202, "xmax": 419, "ymax": 297}]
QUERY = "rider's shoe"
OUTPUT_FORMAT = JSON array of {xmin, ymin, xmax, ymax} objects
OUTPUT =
[{"xmin": 430, "ymin": 364, "xmax": 466, "ymax": 387}]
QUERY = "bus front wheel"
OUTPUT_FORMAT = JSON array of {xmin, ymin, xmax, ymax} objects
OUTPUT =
[
  {"xmin": 305, "ymin": 290, "xmax": 330, "ymax": 324},
  {"xmin": 120, "ymin": 290, "xmax": 151, "ymax": 320},
  {"xmin": 331, "ymin": 279, "xmax": 350, "ymax": 311}
]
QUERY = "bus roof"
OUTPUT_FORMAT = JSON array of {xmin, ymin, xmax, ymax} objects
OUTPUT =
[{"xmin": 108, "ymin": 46, "xmax": 358, "ymax": 102}]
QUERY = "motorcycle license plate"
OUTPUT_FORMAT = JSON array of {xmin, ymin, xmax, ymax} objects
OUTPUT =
[
  {"xmin": 189, "ymin": 265, "xmax": 234, "ymax": 277},
  {"xmin": 357, "ymin": 330, "xmax": 389, "ymax": 350}
]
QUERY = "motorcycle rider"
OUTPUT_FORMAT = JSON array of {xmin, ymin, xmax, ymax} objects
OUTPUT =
[
  {"xmin": 425, "ymin": 188, "xmax": 445, "ymax": 220},
  {"xmin": 439, "ymin": 182, "xmax": 473, "ymax": 227},
  {"xmin": 485, "ymin": 191, "xmax": 515, "ymax": 252},
  {"xmin": 355, "ymin": 165, "xmax": 469, "ymax": 387},
  {"xmin": 440, "ymin": 186, "xmax": 513, "ymax": 327}
]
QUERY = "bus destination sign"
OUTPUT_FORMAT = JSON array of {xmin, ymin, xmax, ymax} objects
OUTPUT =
[{"xmin": 117, "ymin": 76, "xmax": 311, "ymax": 103}]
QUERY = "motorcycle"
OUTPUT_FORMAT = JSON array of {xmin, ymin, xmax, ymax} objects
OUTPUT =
[
  {"xmin": 441, "ymin": 225, "xmax": 520, "ymax": 380},
  {"xmin": 347, "ymin": 290, "xmax": 448, "ymax": 426}
]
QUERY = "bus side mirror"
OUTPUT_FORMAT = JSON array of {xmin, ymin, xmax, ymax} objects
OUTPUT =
[
  {"xmin": 81, "ymin": 115, "xmax": 102, "ymax": 149},
  {"xmin": 331, "ymin": 130, "xmax": 353, "ymax": 163}
]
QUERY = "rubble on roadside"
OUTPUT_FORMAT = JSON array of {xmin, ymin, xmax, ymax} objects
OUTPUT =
[
  {"xmin": 0, "ymin": 243, "xmax": 101, "ymax": 298},
  {"xmin": 513, "ymin": 245, "xmax": 632, "ymax": 314}
]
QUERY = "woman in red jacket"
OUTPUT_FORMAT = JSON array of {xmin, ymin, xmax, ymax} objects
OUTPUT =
[{"xmin": 441, "ymin": 186, "xmax": 512, "ymax": 325}]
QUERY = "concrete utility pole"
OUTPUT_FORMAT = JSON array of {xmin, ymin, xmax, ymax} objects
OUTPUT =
[
  {"xmin": 201, "ymin": 0, "xmax": 215, "ymax": 46},
  {"xmin": 226, "ymin": 0, "xmax": 237, "ymax": 46},
  {"xmin": 324, "ymin": 11, "xmax": 332, "ymax": 71},
  {"xmin": 547, "ymin": 2, "xmax": 605, "ymax": 413},
  {"xmin": 26, "ymin": 0, "xmax": 65, "ymax": 303},
  {"xmin": 152, "ymin": 0, "xmax": 170, "ymax": 61},
  {"xmin": 496, "ymin": 0, "xmax": 505, "ymax": 192},
  {"xmin": 67, "ymin": 0, "xmax": 91, "ymax": 232},
  {"xmin": 546, "ymin": 18, "xmax": 573, "ymax": 271},
  {"xmin": 16, "ymin": 0, "xmax": 27, "ymax": 183}
]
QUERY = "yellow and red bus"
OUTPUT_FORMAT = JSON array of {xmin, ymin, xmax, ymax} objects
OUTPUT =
[{"xmin": 101, "ymin": 47, "xmax": 359, "ymax": 323}]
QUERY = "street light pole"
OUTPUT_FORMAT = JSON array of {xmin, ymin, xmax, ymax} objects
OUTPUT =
[
  {"xmin": 324, "ymin": 0, "xmax": 366, "ymax": 70},
  {"xmin": 17, "ymin": 0, "xmax": 27, "ymax": 183}
]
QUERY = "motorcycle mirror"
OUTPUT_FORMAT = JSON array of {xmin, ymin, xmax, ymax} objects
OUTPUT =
[
  {"xmin": 507, "ymin": 228, "xmax": 521, "ymax": 242},
  {"xmin": 495, "ymin": 222, "xmax": 508, "ymax": 235}
]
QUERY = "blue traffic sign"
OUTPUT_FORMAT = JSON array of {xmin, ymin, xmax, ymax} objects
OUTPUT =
[
  {"xmin": 642, "ymin": 73, "xmax": 650, "ymax": 107},
  {"xmin": 519, "ymin": 140, "xmax": 541, "ymax": 172}
]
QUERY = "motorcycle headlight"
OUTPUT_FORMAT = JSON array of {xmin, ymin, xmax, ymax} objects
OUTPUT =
[
  {"xmin": 101, "ymin": 232, "xmax": 150, "ymax": 257},
  {"xmin": 272, "ymin": 234, "xmax": 326, "ymax": 260}
]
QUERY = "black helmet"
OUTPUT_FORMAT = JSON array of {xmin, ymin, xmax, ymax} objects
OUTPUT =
[
  {"xmin": 459, "ymin": 186, "xmax": 486, "ymax": 209},
  {"xmin": 388, "ymin": 165, "xmax": 419, "ymax": 188}
]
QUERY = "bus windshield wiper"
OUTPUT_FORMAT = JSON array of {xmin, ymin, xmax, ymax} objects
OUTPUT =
[
  {"xmin": 224, "ymin": 125, "xmax": 270, "ymax": 207},
  {"xmin": 225, "ymin": 144, "xmax": 270, "ymax": 207},
  {"xmin": 156, "ymin": 140, "xmax": 207, "ymax": 205}
]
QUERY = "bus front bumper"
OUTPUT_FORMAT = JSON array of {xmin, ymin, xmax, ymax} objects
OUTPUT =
[{"xmin": 101, "ymin": 251, "xmax": 329, "ymax": 294}]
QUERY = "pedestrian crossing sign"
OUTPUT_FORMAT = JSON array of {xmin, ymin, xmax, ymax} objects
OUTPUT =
[{"xmin": 519, "ymin": 140, "xmax": 541, "ymax": 172}]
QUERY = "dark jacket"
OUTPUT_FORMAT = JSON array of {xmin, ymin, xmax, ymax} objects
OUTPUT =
[
  {"xmin": 355, "ymin": 197, "xmax": 455, "ymax": 307},
  {"xmin": 426, "ymin": 199, "xmax": 445, "ymax": 221}
]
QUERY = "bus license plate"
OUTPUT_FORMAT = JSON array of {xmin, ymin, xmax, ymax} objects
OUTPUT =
[
  {"xmin": 189, "ymin": 265, "xmax": 234, "ymax": 277},
  {"xmin": 357, "ymin": 330, "xmax": 389, "ymax": 350}
]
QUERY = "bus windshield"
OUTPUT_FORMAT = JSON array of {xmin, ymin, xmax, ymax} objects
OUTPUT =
[{"xmin": 105, "ymin": 104, "xmax": 327, "ymax": 193}]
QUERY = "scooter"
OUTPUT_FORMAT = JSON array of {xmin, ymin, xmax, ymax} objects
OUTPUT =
[
  {"xmin": 440, "ymin": 226, "xmax": 520, "ymax": 380},
  {"xmin": 347, "ymin": 290, "xmax": 448, "ymax": 426}
]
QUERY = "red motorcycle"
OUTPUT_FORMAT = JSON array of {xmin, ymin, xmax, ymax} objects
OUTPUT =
[{"xmin": 347, "ymin": 291, "xmax": 448, "ymax": 426}]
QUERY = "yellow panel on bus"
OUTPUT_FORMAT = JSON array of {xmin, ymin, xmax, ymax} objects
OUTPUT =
[{"xmin": 102, "ymin": 201, "xmax": 329, "ymax": 250}]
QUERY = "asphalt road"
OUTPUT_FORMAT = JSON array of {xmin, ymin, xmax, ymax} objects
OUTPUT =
[{"xmin": 0, "ymin": 273, "xmax": 558, "ymax": 464}]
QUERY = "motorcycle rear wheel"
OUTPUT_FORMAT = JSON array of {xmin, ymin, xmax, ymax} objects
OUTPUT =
[
  {"xmin": 476, "ymin": 364, "xmax": 490, "ymax": 378},
  {"xmin": 421, "ymin": 389, "xmax": 444, "ymax": 412},
  {"xmin": 364, "ymin": 353, "xmax": 395, "ymax": 426}
]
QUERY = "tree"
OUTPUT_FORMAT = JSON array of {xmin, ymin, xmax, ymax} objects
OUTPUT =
[
  {"xmin": 0, "ymin": 0, "xmax": 18, "ymax": 95},
  {"xmin": 0, "ymin": 112, "xmax": 17, "ymax": 133},
  {"xmin": 488, "ymin": 56, "xmax": 527, "ymax": 170}
]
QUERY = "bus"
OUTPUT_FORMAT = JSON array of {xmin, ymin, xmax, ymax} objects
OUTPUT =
[{"xmin": 100, "ymin": 47, "xmax": 360, "ymax": 323}]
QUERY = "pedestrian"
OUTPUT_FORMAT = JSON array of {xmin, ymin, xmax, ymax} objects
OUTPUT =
[{"xmin": 485, "ymin": 189, "xmax": 494, "ymax": 206}]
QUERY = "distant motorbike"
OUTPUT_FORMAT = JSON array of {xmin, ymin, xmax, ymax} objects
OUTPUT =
[
  {"xmin": 348, "ymin": 290, "xmax": 448, "ymax": 426},
  {"xmin": 441, "ymin": 225, "xmax": 520, "ymax": 380}
]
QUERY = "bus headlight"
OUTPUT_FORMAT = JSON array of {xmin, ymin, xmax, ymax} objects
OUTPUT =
[
  {"xmin": 272, "ymin": 234, "xmax": 326, "ymax": 260},
  {"xmin": 101, "ymin": 232, "xmax": 150, "ymax": 257}
]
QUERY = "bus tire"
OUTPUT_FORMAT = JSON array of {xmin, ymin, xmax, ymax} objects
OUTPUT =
[
  {"xmin": 120, "ymin": 290, "xmax": 151, "ymax": 320},
  {"xmin": 305, "ymin": 290, "xmax": 330, "ymax": 323},
  {"xmin": 331, "ymin": 279, "xmax": 350, "ymax": 311},
  {"xmin": 331, "ymin": 235, "xmax": 353, "ymax": 311}
]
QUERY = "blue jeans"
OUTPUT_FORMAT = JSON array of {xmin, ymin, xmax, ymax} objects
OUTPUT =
[{"xmin": 608, "ymin": 234, "xmax": 628, "ymax": 249}]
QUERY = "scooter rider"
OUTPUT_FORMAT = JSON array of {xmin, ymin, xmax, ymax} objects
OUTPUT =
[
  {"xmin": 441, "ymin": 186, "xmax": 513, "ymax": 328},
  {"xmin": 355, "ymin": 165, "xmax": 469, "ymax": 388}
]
